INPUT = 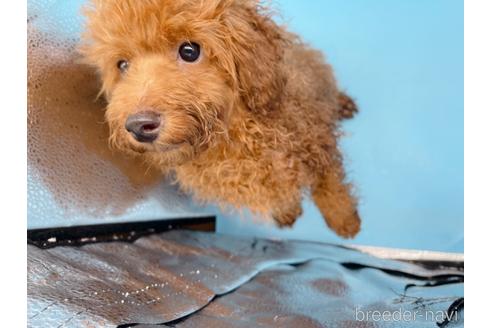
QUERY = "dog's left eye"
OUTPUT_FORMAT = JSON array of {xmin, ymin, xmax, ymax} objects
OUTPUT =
[
  {"xmin": 178, "ymin": 42, "xmax": 200, "ymax": 62},
  {"xmin": 117, "ymin": 60, "xmax": 129, "ymax": 73}
]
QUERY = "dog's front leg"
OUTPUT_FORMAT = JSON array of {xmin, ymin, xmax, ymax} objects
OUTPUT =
[
  {"xmin": 312, "ymin": 170, "xmax": 361, "ymax": 238},
  {"xmin": 272, "ymin": 201, "xmax": 303, "ymax": 228}
]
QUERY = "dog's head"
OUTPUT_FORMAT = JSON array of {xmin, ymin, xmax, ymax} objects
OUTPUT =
[{"xmin": 80, "ymin": 0, "xmax": 286, "ymax": 166}]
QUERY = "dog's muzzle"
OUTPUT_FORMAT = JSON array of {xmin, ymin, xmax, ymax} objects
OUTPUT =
[{"xmin": 125, "ymin": 111, "xmax": 162, "ymax": 143}]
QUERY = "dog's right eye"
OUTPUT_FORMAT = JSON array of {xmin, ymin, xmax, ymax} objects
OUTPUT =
[
  {"xmin": 117, "ymin": 60, "xmax": 129, "ymax": 73},
  {"xmin": 178, "ymin": 42, "xmax": 200, "ymax": 62}
]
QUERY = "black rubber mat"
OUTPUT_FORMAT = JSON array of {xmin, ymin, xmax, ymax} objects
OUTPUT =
[{"xmin": 28, "ymin": 230, "xmax": 463, "ymax": 327}]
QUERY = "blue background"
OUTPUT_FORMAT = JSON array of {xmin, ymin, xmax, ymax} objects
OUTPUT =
[
  {"xmin": 28, "ymin": 0, "xmax": 463, "ymax": 252},
  {"xmin": 218, "ymin": 0, "xmax": 464, "ymax": 252}
]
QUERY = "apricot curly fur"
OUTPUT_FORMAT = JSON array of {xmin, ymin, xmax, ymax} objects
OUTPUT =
[{"xmin": 80, "ymin": 0, "xmax": 361, "ymax": 238}]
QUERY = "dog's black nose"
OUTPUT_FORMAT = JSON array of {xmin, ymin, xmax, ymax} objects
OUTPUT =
[{"xmin": 125, "ymin": 111, "xmax": 161, "ymax": 143}]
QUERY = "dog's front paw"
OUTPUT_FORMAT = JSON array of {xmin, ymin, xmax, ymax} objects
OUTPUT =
[
  {"xmin": 272, "ymin": 205, "xmax": 303, "ymax": 228},
  {"xmin": 329, "ymin": 210, "xmax": 361, "ymax": 238}
]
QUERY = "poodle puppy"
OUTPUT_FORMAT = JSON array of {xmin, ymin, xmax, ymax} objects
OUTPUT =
[{"xmin": 80, "ymin": 0, "xmax": 361, "ymax": 238}]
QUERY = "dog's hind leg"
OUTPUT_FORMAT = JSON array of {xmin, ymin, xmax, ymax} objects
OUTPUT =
[
  {"xmin": 312, "ymin": 170, "xmax": 360, "ymax": 238},
  {"xmin": 337, "ymin": 92, "xmax": 359, "ymax": 120}
]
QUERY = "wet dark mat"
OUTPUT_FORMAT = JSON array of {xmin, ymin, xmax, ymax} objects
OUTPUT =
[{"xmin": 27, "ymin": 230, "xmax": 463, "ymax": 327}]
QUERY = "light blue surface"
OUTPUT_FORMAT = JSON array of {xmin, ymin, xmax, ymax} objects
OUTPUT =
[
  {"xmin": 219, "ymin": 0, "xmax": 464, "ymax": 252},
  {"xmin": 28, "ymin": 0, "xmax": 463, "ymax": 252}
]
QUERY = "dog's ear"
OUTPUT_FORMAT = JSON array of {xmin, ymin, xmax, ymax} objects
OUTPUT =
[{"xmin": 221, "ymin": 1, "xmax": 287, "ymax": 114}]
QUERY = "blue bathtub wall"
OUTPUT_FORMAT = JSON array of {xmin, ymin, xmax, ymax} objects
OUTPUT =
[{"xmin": 27, "ymin": 0, "xmax": 464, "ymax": 252}]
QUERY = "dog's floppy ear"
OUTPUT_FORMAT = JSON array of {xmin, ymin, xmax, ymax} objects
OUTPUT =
[{"xmin": 222, "ymin": 1, "xmax": 287, "ymax": 114}]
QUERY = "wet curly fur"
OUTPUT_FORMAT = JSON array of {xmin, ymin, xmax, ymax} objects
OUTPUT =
[{"xmin": 80, "ymin": 0, "xmax": 361, "ymax": 238}]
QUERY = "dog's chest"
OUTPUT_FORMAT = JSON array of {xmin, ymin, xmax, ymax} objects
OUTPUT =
[{"xmin": 175, "ymin": 143, "xmax": 293, "ymax": 200}]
